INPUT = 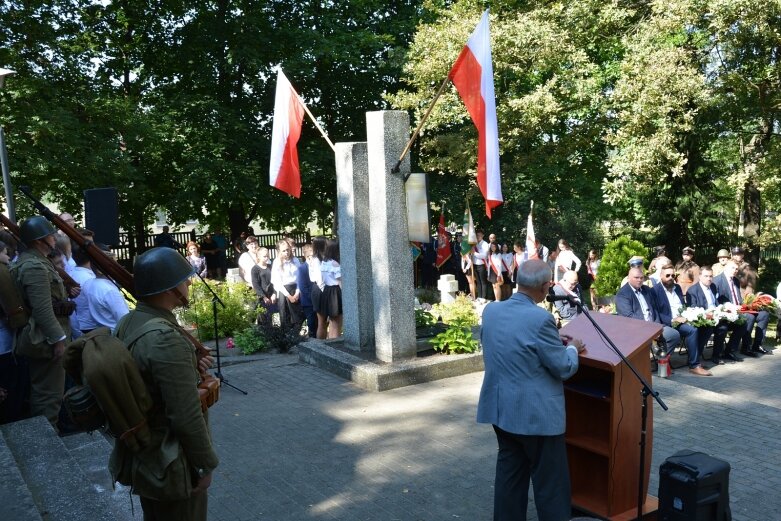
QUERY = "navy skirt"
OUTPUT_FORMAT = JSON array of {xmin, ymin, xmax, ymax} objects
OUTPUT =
[
  {"xmin": 321, "ymin": 285, "xmax": 342, "ymax": 319},
  {"xmin": 311, "ymin": 285, "xmax": 323, "ymax": 314}
]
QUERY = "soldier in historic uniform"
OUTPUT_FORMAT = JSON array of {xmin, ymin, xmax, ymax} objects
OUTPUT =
[
  {"xmin": 12, "ymin": 216, "xmax": 72, "ymax": 428},
  {"xmin": 111, "ymin": 247, "xmax": 218, "ymax": 521},
  {"xmin": 675, "ymin": 246, "xmax": 700, "ymax": 295}
]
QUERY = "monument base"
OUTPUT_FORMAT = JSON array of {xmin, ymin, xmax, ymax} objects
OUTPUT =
[{"xmin": 298, "ymin": 338, "xmax": 484, "ymax": 392}]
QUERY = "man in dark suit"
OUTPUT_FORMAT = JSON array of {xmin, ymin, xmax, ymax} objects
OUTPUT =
[
  {"xmin": 652, "ymin": 264, "xmax": 708, "ymax": 375},
  {"xmin": 478, "ymin": 259, "xmax": 585, "ymax": 521},
  {"xmin": 615, "ymin": 267, "xmax": 681, "ymax": 351},
  {"xmin": 685, "ymin": 266, "xmax": 721, "ymax": 366},
  {"xmin": 712, "ymin": 261, "xmax": 748, "ymax": 363}
]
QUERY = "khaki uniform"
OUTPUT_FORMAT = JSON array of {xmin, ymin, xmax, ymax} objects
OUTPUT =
[
  {"xmin": 711, "ymin": 262, "xmax": 726, "ymax": 277},
  {"xmin": 675, "ymin": 260, "xmax": 700, "ymax": 295},
  {"xmin": 12, "ymin": 249, "xmax": 71, "ymax": 426},
  {"xmin": 111, "ymin": 303, "xmax": 218, "ymax": 521},
  {"xmin": 735, "ymin": 261, "xmax": 757, "ymax": 298}
]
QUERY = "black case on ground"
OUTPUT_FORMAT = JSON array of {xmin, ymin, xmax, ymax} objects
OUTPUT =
[{"xmin": 658, "ymin": 449, "xmax": 731, "ymax": 521}]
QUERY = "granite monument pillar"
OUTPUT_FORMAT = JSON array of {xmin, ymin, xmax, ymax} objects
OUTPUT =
[
  {"xmin": 366, "ymin": 111, "xmax": 416, "ymax": 362},
  {"xmin": 335, "ymin": 142, "xmax": 374, "ymax": 351}
]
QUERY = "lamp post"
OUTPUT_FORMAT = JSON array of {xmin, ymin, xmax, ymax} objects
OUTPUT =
[{"xmin": 0, "ymin": 68, "xmax": 17, "ymax": 222}]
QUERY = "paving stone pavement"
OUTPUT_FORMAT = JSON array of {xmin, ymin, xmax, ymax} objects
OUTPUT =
[{"xmin": 206, "ymin": 343, "xmax": 781, "ymax": 521}]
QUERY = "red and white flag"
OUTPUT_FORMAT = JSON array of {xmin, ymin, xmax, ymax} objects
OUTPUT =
[
  {"xmin": 449, "ymin": 9, "xmax": 502, "ymax": 218},
  {"xmin": 435, "ymin": 211, "xmax": 452, "ymax": 269},
  {"xmin": 526, "ymin": 202, "xmax": 538, "ymax": 260},
  {"xmin": 269, "ymin": 70, "xmax": 305, "ymax": 198}
]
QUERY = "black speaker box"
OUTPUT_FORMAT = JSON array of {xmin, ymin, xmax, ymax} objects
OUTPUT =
[
  {"xmin": 658, "ymin": 450, "xmax": 731, "ymax": 521},
  {"xmin": 84, "ymin": 188, "xmax": 119, "ymax": 247}
]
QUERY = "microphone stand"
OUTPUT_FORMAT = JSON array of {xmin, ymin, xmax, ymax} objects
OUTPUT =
[
  {"xmin": 193, "ymin": 270, "xmax": 247, "ymax": 395},
  {"xmin": 567, "ymin": 294, "xmax": 667, "ymax": 521}
]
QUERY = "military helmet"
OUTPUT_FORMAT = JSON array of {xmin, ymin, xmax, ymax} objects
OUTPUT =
[
  {"xmin": 19, "ymin": 216, "xmax": 56, "ymax": 243},
  {"xmin": 134, "ymin": 247, "xmax": 194, "ymax": 297}
]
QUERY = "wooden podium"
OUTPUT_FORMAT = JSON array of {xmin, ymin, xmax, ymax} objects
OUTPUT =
[{"xmin": 560, "ymin": 313, "xmax": 662, "ymax": 520}]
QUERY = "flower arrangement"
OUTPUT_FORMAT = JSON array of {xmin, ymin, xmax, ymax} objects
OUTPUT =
[
  {"xmin": 713, "ymin": 303, "xmax": 746, "ymax": 325},
  {"xmin": 677, "ymin": 307, "xmax": 715, "ymax": 327},
  {"xmin": 741, "ymin": 293, "xmax": 778, "ymax": 314}
]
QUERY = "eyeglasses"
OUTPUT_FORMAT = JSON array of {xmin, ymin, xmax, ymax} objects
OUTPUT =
[{"xmin": 662, "ymin": 274, "xmax": 674, "ymax": 278}]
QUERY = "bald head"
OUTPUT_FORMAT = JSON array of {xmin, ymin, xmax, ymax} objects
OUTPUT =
[
  {"xmin": 517, "ymin": 259, "xmax": 552, "ymax": 289},
  {"xmin": 627, "ymin": 267, "xmax": 645, "ymax": 289}
]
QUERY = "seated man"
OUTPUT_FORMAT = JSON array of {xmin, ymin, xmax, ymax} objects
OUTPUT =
[
  {"xmin": 685, "ymin": 266, "xmax": 720, "ymax": 366},
  {"xmin": 732, "ymin": 247, "xmax": 770, "ymax": 356},
  {"xmin": 647, "ymin": 256, "xmax": 671, "ymax": 287},
  {"xmin": 616, "ymin": 267, "xmax": 681, "ymax": 355},
  {"xmin": 711, "ymin": 261, "xmax": 748, "ymax": 363},
  {"xmin": 552, "ymin": 270, "xmax": 582, "ymax": 325},
  {"xmin": 652, "ymin": 264, "xmax": 707, "ymax": 375}
]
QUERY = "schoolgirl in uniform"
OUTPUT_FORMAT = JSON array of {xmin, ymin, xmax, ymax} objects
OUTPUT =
[
  {"xmin": 309, "ymin": 236, "xmax": 327, "ymax": 339},
  {"xmin": 501, "ymin": 243, "xmax": 514, "ymax": 300},
  {"xmin": 320, "ymin": 239, "xmax": 342, "ymax": 339},
  {"xmin": 487, "ymin": 241, "xmax": 504, "ymax": 301}
]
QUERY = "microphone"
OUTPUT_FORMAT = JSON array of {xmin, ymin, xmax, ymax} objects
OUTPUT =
[{"xmin": 546, "ymin": 287, "xmax": 580, "ymax": 304}]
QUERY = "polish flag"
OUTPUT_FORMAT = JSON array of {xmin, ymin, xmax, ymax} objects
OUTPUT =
[
  {"xmin": 449, "ymin": 9, "xmax": 502, "ymax": 218},
  {"xmin": 269, "ymin": 70, "xmax": 305, "ymax": 198},
  {"xmin": 526, "ymin": 202, "xmax": 538, "ymax": 260}
]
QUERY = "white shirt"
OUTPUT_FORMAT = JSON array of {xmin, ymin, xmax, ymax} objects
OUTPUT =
[
  {"xmin": 634, "ymin": 288, "xmax": 652, "ymax": 321},
  {"xmin": 662, "ymin": 286, "xmax": 683, "ymax": 319},
  {"xmin": 461, "ymin": 254, "xmax": 472, "ymax": 273},
  {"xmin": 70, "ymin": 266, "xmax": 96, "ymax": 332},
  {"xmin": 554, "ymin": 249, "xmax": 582, "ymax": 282},
  {"xmin": 308, "ymin": 256, "xmax": 325, "ymax": 290},
  {"xmin": 80, "ymin": 277, "xmax": 130, "ymax": 332},
  {"xmin": 700, "ymin": 282, "xmax": 717, "ymax": 309},
  {"xmin": 321, "ymin": 260, "xmax": 341, "ymax": 286},
  {"xmin": 271, "ymin": 257, "xmax": 301, "ymax": 297},
  {"xmin": 238, "ymin": 251, "xmax": 259, "ymax": 284},
  {"xmin": 472, "ymin": 240, "xmax": 489, "ymax": 265},
  {"xmin": 501, "ymin": 253, "xmax": 514, "ymax": 274}
]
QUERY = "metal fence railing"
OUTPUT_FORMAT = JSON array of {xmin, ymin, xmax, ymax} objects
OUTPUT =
[{"xmin": 111, "ymin": 230, "xmax": 312, "ymax": 270}]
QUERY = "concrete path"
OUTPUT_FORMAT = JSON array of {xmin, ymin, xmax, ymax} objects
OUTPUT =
[{"xmin": 206, "ymin": 342, "xmax": 780, "ymax": 521}]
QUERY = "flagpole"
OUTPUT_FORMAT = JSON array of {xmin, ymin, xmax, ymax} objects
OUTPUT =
[
  {"xmin": 288, "ymin": 85, "xmax": 336, "ymax": 152},
  {"xmin": 391, "ymin": 74, "xmax": 452, "ymax": 177}
]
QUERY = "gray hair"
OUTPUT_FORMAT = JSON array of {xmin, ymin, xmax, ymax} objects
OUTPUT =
[{"xmin": 516, "ymin": 259, "xmax": 552, "ymax": 289}]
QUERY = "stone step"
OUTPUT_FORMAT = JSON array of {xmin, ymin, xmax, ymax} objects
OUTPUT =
[
  {"xmin": 0, "ymin": 416, "xmax": 132, "ymax": 521},
  {"xmin": 0, "ymin": 429, "xmax": 43, "ymax": 521},
  {"xmin": 60, "ymin": 432, "xmax": 139, "ymax": 519}
]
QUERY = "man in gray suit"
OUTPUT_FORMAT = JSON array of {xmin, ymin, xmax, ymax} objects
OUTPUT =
[{"xmin": 478, "ymin": 259, "xmax": 585, "ymax": 521}]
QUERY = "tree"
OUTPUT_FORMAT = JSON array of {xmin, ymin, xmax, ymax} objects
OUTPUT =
[{"xmin": 389, "ymin": 0, "xmax": 648, "ymax": 252}]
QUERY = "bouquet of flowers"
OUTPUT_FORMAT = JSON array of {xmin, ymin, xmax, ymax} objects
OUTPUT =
[
  {"xmin": 713, "ymin": 303, "xmax": 747, "ymax": 325},
  {"xmin": 677, "ymin": 306, "xmax": 716, "ymax": 327},
  {"xmin": 741, "ymin": 293, "xmax": 779, "ymax": 314}
]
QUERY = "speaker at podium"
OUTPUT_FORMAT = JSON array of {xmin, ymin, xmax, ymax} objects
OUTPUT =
[{"xmin": 84, "ymin": 188, "xmax": 119, "ymax": 247}]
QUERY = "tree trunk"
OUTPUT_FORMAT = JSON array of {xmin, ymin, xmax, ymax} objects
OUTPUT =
[{"xmin": 741, "ymin": 180, "xmax": 761, "ymax": 266}]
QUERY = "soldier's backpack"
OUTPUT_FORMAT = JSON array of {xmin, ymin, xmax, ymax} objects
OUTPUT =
[
  {"xmin": 62, "ymin": 320, "xmax": 171, "ymax": 452},
  {"xmin": 0, "ymin": 261, "xmax": 29, "ymax": 329}
]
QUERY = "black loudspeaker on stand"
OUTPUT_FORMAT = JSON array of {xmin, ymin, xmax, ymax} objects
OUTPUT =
[
  {"xmin": 84, "ymin": 187, "xmax": 119, "ymax": 247},
  {"xmin": 194, "ymin": 271, "xmax": 247, "ymax": 396}
]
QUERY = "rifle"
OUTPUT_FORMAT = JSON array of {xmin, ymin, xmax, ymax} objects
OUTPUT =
[
  {"xmin": 17, "ymin": 186, "xmax": 219, "ymax": 411},
  {"xmin": 0, "ymin": 212, "xmax": 82, "ymax": 294}
]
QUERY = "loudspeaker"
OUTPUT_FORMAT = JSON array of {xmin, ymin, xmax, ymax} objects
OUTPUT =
[
  {"xmin": 658, "ymin": 450, "xmax": 731, "ymax": 521},
  {"xmin": 84, "ymin": 188, "xmax": 119, "ymax": 247}
]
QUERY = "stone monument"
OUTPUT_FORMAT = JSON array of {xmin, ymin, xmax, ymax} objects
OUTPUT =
[
  {"xmin": 365, "ymin": 111, "xmax": 417, "ymax": 362},
  {"xmin": 335, "ymin": 142, "xmax": 374, "ymax": 351}
]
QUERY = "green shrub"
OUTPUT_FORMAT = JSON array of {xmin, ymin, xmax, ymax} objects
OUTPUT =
[
  {"xmin": 594, "ymin": 236, "xmax": 648, "ymax": 296},
  {"xmin": 234, "ymin": 326, "xmax": 268, "ymax": 355},
  {"xmin": 431, "ymin": 293, "xmax": 478, "ymax": 326},
  {"xmin": 180, "ymin": 280, "xmax": 256, "ymax": 340},
  {"xmin": 254, "ymin": 320, "xmax": 303, "ymax": 353},
  {"xmin": 429, "ymin": 318, "xmax": 479, "ymax": 354},
  {"xmin": 415, "ymin": 308, "xmax": 437, "ymax": 327}
]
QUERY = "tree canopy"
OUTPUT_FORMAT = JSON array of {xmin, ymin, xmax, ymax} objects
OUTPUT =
[{"xmin": 1, "ymin": 0, "xmax": 780, "ymax": 262}]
